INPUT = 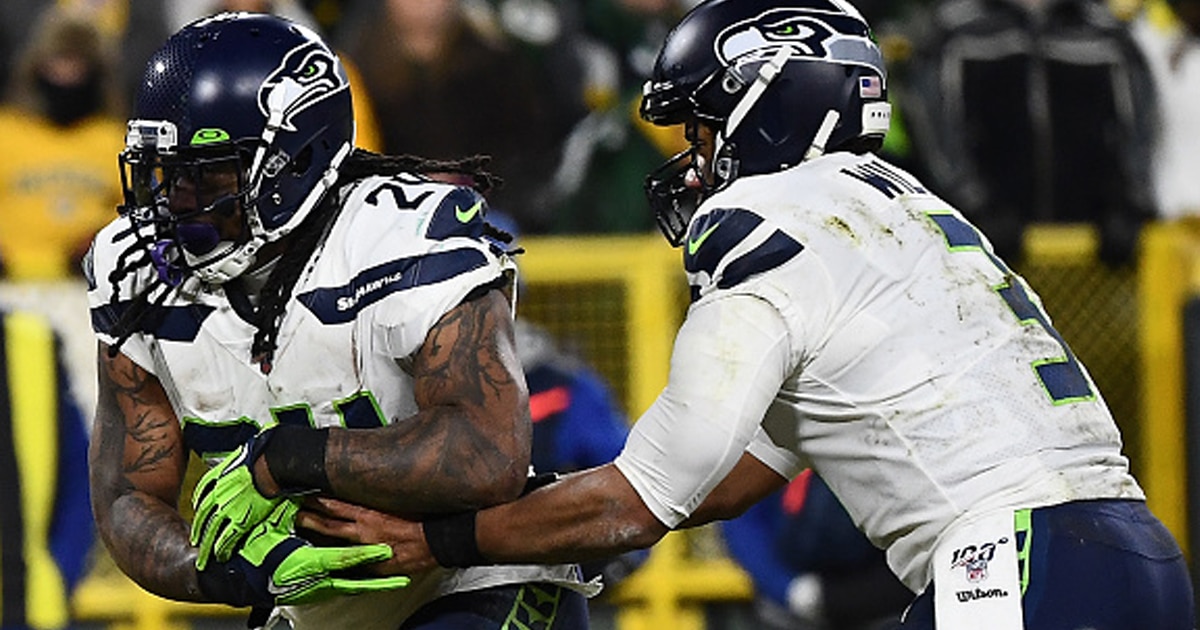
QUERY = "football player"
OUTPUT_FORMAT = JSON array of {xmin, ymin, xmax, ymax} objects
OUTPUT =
[
  {"xmin": 85, "ymin": 12, "xmax": 594, "ymax": 630},
  {"xmin": 294, "ymin": 1, "xmax": 1195, "ymax": 628}
]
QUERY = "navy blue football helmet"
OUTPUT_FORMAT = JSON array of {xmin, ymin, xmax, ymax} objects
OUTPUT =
[
  {"xmin": 640, "ymin": 0, "xmax": 891, "ymax": 245},
  {"xmin": 118, "ymin": 12, "xmax": 354, "ymax": 287}
]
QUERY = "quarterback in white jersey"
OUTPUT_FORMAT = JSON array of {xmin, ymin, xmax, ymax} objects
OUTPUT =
[
  {"xmin": 617, "ymin": 148, "xmax": 1145, "ymax": 591},
  {"xmin": 296, "ymin": 1, "xmax": 1194, "ymax": 629},
  {"xmin": 86, "ymin": 13, "xmax": 592, "ymax": 630}
]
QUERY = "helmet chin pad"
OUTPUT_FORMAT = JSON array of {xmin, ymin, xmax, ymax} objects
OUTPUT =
[{"xmin": 177, "ymin": 222, "xmax": 222, "ymax": 256}]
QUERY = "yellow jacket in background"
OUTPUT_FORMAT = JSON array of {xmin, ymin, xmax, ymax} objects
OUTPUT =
[{"xmin": 0, "ymin": 109, "xmax": 123, "ymax": 281}]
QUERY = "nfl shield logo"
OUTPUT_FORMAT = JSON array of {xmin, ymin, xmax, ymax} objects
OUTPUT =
[{"xmin": 965, "ymin": 556, "xmax": 989, "ymax": 583}]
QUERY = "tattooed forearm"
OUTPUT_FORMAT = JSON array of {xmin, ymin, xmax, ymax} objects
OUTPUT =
[
  {"xmin": 323, "ymin": 290, "xmax": 531, "ymax": 514},
  {"xmin": 95, "ymin": 345, "xmax": 186, "ymax": 493},
  {"xmin": 106, "ymin": 354, "xmax": 181, "ymax": 469},
  {"xmin": 101, "ymin": 490, "xmax": 205, "ymax": 601},
  {"xmin": 90, "ymin": 343, "xmax": 201, "ymax": 601},
  {"xmin": 126, "ymin": 410, "xmax": 178, "ymax": 471}
]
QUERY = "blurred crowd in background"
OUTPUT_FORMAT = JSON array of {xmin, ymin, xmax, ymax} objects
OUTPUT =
[
  {"xmin": 3, "ymin": 0, "xmax": 1200, "ymax": 629},
  {"xmin": 5, "ymin": 0, "xmax": 1200, "ymax": 284}
]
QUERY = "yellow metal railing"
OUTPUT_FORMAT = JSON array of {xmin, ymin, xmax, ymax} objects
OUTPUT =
[
  {"xmin": 1022, "ymin": 221, "xmax": 1184, "ymax": 554},
  {"xmin": 517, "ymin": 234, "xmax": 755, "ymax": 630},
  {"xmin": 1136, "ymin": 219, "xmax": 1200, "ymax": 555}
]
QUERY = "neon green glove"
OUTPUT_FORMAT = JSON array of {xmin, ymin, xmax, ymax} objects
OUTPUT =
[
  {"xmin": 192, "ymin": 434, "xmax": 282, "ymax": 571},
  {"xmin": 198, "ymin": 501, "xmax": 411, "ymax": 608}
]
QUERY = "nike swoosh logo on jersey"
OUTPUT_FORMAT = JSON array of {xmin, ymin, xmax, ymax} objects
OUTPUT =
[
  {"xmin": 455, "ymin": 200, "xmax": 483, "ymax": 223},
  {"xmin": 688, "ymin": 223, "xmax": 721, "ymax": 255}
]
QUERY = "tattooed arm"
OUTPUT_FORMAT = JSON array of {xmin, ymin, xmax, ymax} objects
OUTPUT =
[
  {"xmin": 254, "ymin": 287, "xmax": 531, "ymax": 515},
  {"xmin": 90, "ymin": 342, "xmax": 201, "ymax": 601}
]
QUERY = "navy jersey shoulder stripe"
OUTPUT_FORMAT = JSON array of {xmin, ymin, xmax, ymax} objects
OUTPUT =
[
  {"xmin": 90, "ymin": 302, "xmax": 215, "ymax": 342},
  {"xmin": 840, "ymin": 160, "xmax": 927, "ymax": 199},
  {"xmin": 296, "ymin": 248, "xmax": 489, "ymax": 324},
  {"xmin": 927, "ymin": 212, "xmax": 983, "ymax": 249},
  {"xmin": 684, "ymin": 208, "xmax": 764, "ymax": 277},
  {"xmin": 719, "ymin": 230, "xmax": 805, "ymax": 290},
  {"xmin": 685, "ymin": 207, "xmax": 804, "ymax": 298},
  {"xmin": 426, "ymin": 187, "xmax": 488, "ymax": 241}
]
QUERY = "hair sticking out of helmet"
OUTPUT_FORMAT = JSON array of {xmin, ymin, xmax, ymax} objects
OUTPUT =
[{"xmin": 104, "ymin": 12, "xmax": 355, "ymax": 358}]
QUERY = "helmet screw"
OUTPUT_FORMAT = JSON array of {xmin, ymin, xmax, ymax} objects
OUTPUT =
[{"xmin": 272, "ymin": 192, "xmax": 283, "ymax": 205}]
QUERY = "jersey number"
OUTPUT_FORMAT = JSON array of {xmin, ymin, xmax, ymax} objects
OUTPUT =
[
  {"xmin": 926, "ymin": 212, "xmax": 1094, "ymax": 405},
  {"xmin": 365, "ymin": 180, "xmax": 433, "ymax": 209},
  {"xmin": 270, "ymin": 390, "xmax": 388, "ymax": 429},
  {"xmin": 183, "ymin": 391, "xmax": 387, "ymax": 459}
]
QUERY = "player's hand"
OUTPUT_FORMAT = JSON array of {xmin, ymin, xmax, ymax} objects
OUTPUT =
[
  {"xmin": 198, "ymin": 501, "xmax": 411, "ymax": 607},
  {"xmin": 297, "ymin": 496, "xmax": 440, "ymax": 575},
  {"xmin": 192, "ymin": 432, "xmax": 282, "ymax": 570}
]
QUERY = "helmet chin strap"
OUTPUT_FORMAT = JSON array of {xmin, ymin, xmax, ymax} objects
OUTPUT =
[{"xmin": 803, "ymin": 110, "xmax": 842, "ymax": 161}]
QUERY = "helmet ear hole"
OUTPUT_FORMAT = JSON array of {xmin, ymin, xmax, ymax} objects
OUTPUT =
[{"xmin": 721, "ymin": 68, "xmax": 747, "ymax": 94}]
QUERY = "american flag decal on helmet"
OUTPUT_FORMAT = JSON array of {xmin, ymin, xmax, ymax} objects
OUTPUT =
[{"xmin": 859, "ymin": 75, "xmax": 882, "ymax": 98}]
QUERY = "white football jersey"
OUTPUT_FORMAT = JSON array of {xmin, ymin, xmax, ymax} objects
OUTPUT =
[
  {"xmin": 614, "ymin": 152, "xmax": 1144, "ymax": 593},
  {"xmin": 88, "ymin": 174, "xmax": 590, "ymax": 629}
]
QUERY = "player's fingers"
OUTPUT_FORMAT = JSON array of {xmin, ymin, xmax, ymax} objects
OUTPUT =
[
  {"xmin": 192, "ymin": 457, "xmax": 229, "ymax": 502},
  {"xmin": 315, "ymin": 543, "xmax": 395, "ymax": 572},
  {"xmin": 197, "ymin": 515, "xmax": 232, "ymax": 565},
  {"xmin": 192, "ymin": 515, "xmax": 225, "ymax": 570},
  {"xmin": 189, "ymin": 503, "xmax": 213, "ymax": 546},
  {"xmin": 303, "ymin": 495, "xmax": 367, "ymax": 520},
  {"xmin": 194, "ymin": 541, "xmax": 211, "ymax": 571},
  {"xmin": 327, "ymin": 575, "xmax": 411, "ymax": 594},
  {"xmin": 296, "ymin": 510, "xmax": 362, "ymax": 544},
  {"xmin": 213, "ymin": 521, "xmax": 246, "ymax": 563}
]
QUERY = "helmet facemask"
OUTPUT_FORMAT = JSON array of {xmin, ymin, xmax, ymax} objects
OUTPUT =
[
  {"xmin": 645, "ymin": 120, "xmax": 712, "ymax": 247},
  {"xmin": 644, "ymin": 46, "xmax": 796, "ymax": 247},
  {"xmin": 119, "ymin": 120, "xmax": 266, "ymax": 291}
]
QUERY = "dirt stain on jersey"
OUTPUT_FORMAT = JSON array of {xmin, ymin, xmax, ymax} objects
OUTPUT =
[{"xmin": 825, "ymin": 215, "xmax": 858, "ymax": 242}]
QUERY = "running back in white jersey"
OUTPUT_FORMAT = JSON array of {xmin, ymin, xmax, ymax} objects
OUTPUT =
[
  {"xmin": 619, "ymin": 152, "xmax": 1143, "ymax": 593},
  {"xmin": 87, "ymin": 173, "xmax": 590, "ymax": 629}
]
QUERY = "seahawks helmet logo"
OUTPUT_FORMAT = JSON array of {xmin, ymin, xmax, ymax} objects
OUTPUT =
[
  {"xmin": 715, "ymin": 7, "xmax": 885, "ymax": 78},
  {"xmin": 258, "ymin": 40, "xmax": 347, "ymax": 132}
]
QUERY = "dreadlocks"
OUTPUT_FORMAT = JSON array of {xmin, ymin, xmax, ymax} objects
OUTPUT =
[{"xmin": 106, "ymin": 148, "xmax": 513, "ymax": 370}]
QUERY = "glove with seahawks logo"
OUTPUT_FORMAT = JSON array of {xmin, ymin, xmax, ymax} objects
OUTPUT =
[
  {"xmin": 197, "ymin": 500, "xmax": 410, "ymax": 608},
  {"xmin": 192, "ymin": 430, "xmax": 283, "ymax": 571}
]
